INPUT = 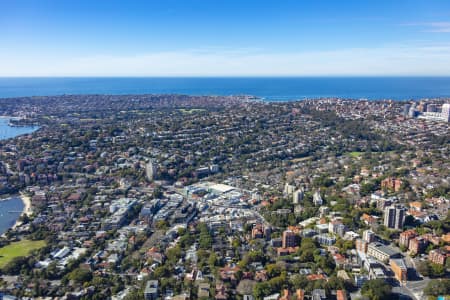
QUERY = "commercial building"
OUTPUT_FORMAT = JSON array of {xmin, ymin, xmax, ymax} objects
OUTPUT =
[
  {"xmin": 367, "ymin": 243, "xmax": 401, "ymax": 263},
  {"xmin": 417, "ymin": 103, "xmax": 450, "ymax": 122},
  {"xmin": 390, "ymin": 259, "xmax": 407, "ymax": 282}
]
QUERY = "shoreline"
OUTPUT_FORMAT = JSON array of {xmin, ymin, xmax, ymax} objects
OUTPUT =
[
  {"xmin": 12, "ymin": 192, "xmax": 33, "ymax": 229},
  {"xmin": 0, "ymin": 193, "xmax": 33, "ymax": 236}
]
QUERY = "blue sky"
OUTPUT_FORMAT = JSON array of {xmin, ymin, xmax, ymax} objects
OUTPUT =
[{"xmin": 1, "ymin": 0, "xmax": 450, "ymax": 76}]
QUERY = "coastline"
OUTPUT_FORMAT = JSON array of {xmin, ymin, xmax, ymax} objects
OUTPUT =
[
  {"xmin": 20, "ymin": 192, "xmax": 33, "ymax": 217},
  {"xmin": 13, "ymin": 192, "xmax": 33, "ymax": 229},
  {"xmin": 1, "ymin": 193, "xmax": 33, "ymax": 236}
]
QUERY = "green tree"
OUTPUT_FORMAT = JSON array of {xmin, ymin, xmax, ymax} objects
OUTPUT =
[
  {"xmin": 208, "ymin": 252, "xmax": 218, "ymax": 269},
  {"xmin": 361, "ymin": 279, "xmax": 392, "ymax": 300},
  {"xmin": 253, "ymin": 282, "xmax": 271, "ymax": 300},
  {"xmin": 265, "ymin": 263, "xmax": 282, "ymax": 278},
  {"xmin": 416, "ymin": 261, "xmax": 430, "ymax": 277},
  {"xmin": 67, "ymin": 268, "xmax": 93, "ymax": 284},
  {"xmin": 430, "ymin": 263, "xmax": 445, "ymax": 277},
  {"xmin": 424, "ymin": 279, "xmax": 450, "ymax": 296}
]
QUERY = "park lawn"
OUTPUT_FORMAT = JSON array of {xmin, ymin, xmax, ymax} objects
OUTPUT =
[
  {"xmin": 348, "ymin": 151, "xmax": 363, "ymax": 158},
  {"xmin": 0, "ymin": 239, "xmax": 46, "ymax": 269}
]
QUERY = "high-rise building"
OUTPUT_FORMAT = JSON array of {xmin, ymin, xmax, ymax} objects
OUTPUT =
[
  {"xmin": 384, "ymin": 205, "xmax": 406, "ymax": 230},
  {"xmin": 145, "ymin": 160, "xmax": 158, "ymax": 181},
  {"xmin": 402, "ymin": 104, "xmax": 411, "ymax": 116},
  {"xmin": 408, "ymin": 104, "xmax": 416, "ymax": 118},
  {"xmin": 284, "ymin": 183, "xmax": 295, "ymax": 195},
  {"xmin": 421, "ymin": 102, "xmax": 427, "ymax": 113},
  {"xmin": 384, "ymin": 206, "xmax": 396, "ymax": 228},
  {"xmin": 442, "ymin": 103, "xmax": 450, "ymax": 122},
  {"xmin": 313, "ymin": 190, "xmax": 323, "ymax": 206},
  {"xmin": 427, "ymin": 104, "xmax": 438, "ymax": 112},
  {"xmin": 282, "ymin": 230, "xmax": 298, "ymax": 248},
  {"xmin": 362, "ymin": 229, "xmax": 375, "ymax": 243},
  {"xmin": 293, "ymin": 188, "xmax": 304, "ymax": 204}
]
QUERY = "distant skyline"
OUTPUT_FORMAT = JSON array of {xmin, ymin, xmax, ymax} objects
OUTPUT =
[{"xmin": 2, "ymin": 0, "xmax": 450, "ymax": 76}]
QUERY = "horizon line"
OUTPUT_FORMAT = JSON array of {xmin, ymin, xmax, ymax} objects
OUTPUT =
[{"xmin": 3, "ymin": 75, "xmax": 450, "ymax": 78}]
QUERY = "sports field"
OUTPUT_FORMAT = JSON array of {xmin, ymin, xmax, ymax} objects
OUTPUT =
[{"xmin": 0, "ymin": 239, "xmax": 46, "ymax": 268}]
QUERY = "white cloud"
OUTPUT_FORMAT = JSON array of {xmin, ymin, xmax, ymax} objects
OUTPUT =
[
  {"xmin": 403, "ymin": 22, "xmax": 450, "ymax": 33},
  {"xmin": 424, "ymin": 22, "xmax": 450, "ymax": 33},
  {"xmin": 2, "ymin": 44, "xmax": 450, "ymax": 76}
]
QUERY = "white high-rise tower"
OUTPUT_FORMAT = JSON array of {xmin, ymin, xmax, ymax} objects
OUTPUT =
[
  {"xmin": 442, "ymin": 103, "xmax": 450, "ymax": 122},
  {"xmin": 146, "ymin": 159, "xmax": 158, "ymax": 181}
]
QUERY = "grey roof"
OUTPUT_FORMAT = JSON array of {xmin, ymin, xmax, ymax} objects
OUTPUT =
[
  {"xmin": 369, "ymin": 242, "xmax": 400, "ymax": 256},
  {"xmin": 391, "ymin": 258, "xmax": 407, "ymax": 269},
  {"xmin": 145, "ymin": 280, "xmax": 158, "ymax": 294}
]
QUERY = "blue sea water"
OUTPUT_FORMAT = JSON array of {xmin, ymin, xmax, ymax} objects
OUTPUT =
[
  {"xmin": 1, "ymin": 77, "xmax": 450, "ymax": 100},
  {"xmin": 0, "ymin": 119, "xmax": 37, "ymax": 234},
  {"xmin": 0, "ymin": 197, "xmax": 24, "ymax": 235},
  {"xmin": 0, "ymin": 117, "xmax": 39, "ymax": 140}
]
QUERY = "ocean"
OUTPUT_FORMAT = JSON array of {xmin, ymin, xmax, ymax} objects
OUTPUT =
[{"xmin": 1, "ymin": 77, "xmax": 450, "ymax": 100}]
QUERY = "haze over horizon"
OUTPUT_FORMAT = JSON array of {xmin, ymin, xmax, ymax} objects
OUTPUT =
[{"xmin": 2, "ymin": 0, "xmax": 450, "ymax": 77}]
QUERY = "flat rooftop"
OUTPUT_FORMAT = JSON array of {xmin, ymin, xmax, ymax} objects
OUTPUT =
[{"xmin": 209, "ymin": 183, "xmax": 235, "ymax": 193}]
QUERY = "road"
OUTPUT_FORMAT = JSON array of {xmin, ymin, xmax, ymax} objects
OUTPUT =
[{"xmin": 403, "ymin": 278, "xmax": 430, "ymax": 300}]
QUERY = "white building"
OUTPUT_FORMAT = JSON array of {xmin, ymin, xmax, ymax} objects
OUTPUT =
[
  {"xmin": 145, "ymin": 160, "xmax": 157, "ymax": 181},
  {"xmin": 284, "ymin": 183, "xmax": 295, "ymax": 195},
  {"xmin": 362, "ymin": 230, "xmax": 375, "ymax": 243},
  {"xmin": 313, "ymin": 190, "xmax": 323, "ymax": 206},
  {"xmin": 442, "ymin": 103, "xmax": 450, "ymax": 122},
  {"xmin": 293, "ymin": 188, "xmax": 304, "ymax": 204}
]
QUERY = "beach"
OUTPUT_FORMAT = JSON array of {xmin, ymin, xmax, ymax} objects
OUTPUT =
[{"xmin": 11, "ymin": 192, "xmax": 33, "ymax": 230}]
